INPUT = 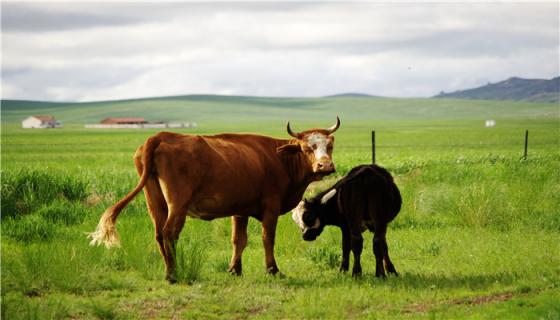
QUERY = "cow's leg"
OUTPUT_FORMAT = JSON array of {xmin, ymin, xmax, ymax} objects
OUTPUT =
[
  {"xmin": 340, "ymin": 227, "xmax": 351, "ymax": 272},
  {"xmin": 350, "ymin": 231, "xmax": 363, "ymax": 277},
  {"xmin": 228, "ymin": 215, "xmax": 249, "ymax": 276},
  {"xmin": 134, "ymin": 151, "xmax": 169, "ymax": 265},
  {"xmin": 162, "ymin": 202, "xmax": 189, "ymax": 284},
  {"xmin": 145, "ymin": 178, "xmax": 169, "ymax": 263},
  {"xmin": 261, "ymin": 212, "xmax": 280, "ymax": 275},
  {"xmin": 373, "ymin": 224, "xmax": 388, "ymax": 278}
]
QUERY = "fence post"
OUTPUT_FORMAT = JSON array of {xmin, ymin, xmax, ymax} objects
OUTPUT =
[
  {"xmin": 372, "ymin": 130, "xmax": 376, "ymax": 164},
  {"xmin": 524, "ymin": 130, "xmax": 529, "ymax": 160}
]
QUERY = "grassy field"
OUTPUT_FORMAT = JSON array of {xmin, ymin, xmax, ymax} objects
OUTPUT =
[{"xmin": 1, "ymin": 96, "xmax": 559, "ymax": 319}]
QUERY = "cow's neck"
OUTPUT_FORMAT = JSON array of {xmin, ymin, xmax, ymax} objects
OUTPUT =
[
  {"xmin": 278, "ymin": 139, "xmax": 322, "ymax": 211},
  {"xmin": 280, "ymin": 140, "xmax": 319, "ymax": 186}
]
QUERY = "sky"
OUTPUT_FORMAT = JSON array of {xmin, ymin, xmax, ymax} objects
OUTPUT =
[{"xmin": 1, "ymin": 1, "xmax": 559, "ymax": 102}]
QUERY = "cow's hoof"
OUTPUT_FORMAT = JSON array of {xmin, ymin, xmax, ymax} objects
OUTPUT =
[
  {"xmin": 228, "ymin": 265, "xmax": 242, "ymax": 276},
  {"xmin": 228, "ymin": 269, "xmax": 242, "ymax": 276},
  {"xmin": 266, "ymin": 266, "xmax": 280, "ymax": 275},
  {"xmin": 166, "ymin": 275, "xmax": 178, "ymax": 284},
  {"xmin": 351, "ymin": 270, "xmax": 362, "ymax": 278}
]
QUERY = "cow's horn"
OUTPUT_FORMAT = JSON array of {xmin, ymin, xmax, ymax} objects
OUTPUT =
[
  {"xmin": 325, "ymin": 116, "xmax": 340, "ymax": 134},
  {"xmin": 287, "ymin": 121, "xmax": 301, "ymax": 139},
  {"xmin": 321, "ymin": 189, "xmax": 337, "ymax": 204}
]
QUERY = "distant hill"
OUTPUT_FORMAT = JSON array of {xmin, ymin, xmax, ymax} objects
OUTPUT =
[
  {"xmin": 2, "ymin": 95, "xmax": 559, "ymax": 127},
  {"xmin": 435, "ymin": 77, "xmax": 560, "ymax": 103},
  {"xmin": 325, "ymin": 93, "xmax": 380, "ymax": 98}
]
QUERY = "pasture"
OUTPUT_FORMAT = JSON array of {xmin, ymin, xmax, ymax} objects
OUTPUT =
[{"xmin": 1, "ymin": 96, "xmax": 559, "ymax": 319}]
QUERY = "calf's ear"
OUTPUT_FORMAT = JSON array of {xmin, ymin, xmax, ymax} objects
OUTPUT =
[{"xmin": 276, "ymin": 143, "xmax": 302, "ymax": 155}]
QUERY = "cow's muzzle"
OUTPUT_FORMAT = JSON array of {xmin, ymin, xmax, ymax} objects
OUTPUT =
[{"xmin": 313, "ymin": 160, "xmax": 335, "ymax": 173}]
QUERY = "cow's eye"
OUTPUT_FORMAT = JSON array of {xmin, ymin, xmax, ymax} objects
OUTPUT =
[{"xmin": 311, "ymin": 144, "xmax": 318, "ymax": 150}]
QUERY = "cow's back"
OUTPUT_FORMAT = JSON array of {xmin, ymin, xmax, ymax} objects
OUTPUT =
[{"xmin": 139, "ymin": 132, "xmax": 292, "ymax": 218}]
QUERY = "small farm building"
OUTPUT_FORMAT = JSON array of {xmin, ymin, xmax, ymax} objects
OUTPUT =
[
  {"xmin": 100, "ymin": 117, "xmax": 148, "ymax": 125},
  {"xmin": 22, "ymin": 115, "xmax": 62, "ymax": 129},
  {"xmin": 86, "ymin": 117, "xmax": 195, "ymax": 129}
]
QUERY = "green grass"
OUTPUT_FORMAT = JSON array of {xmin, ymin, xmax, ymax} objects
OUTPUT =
[{"xmin": 1, "ymin": 96, "xmax": 559, "ymax": 319}]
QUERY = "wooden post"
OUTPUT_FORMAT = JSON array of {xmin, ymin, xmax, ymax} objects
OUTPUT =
[
  {"xmin": 524, "ymin": 130, "xmax": 529, "ymax": 160},
  {"xmin": 372, "ymin": 130, "xmax": 376, "ymax": 164}
]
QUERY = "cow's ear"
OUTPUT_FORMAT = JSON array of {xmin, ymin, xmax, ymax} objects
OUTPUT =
[{"xmin": 276, "ymin": 143, "xmax": 302, "ymax": 155}]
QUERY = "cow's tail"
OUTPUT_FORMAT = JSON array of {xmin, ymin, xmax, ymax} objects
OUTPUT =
[{"xmin": 87, "ymin": 135, "xmax": 162, "ymax": 248}]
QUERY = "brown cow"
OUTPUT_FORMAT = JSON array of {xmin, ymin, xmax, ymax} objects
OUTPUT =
[{"xmin": 88, "ymin": 118, "xmax": 340, "ymax": 283}]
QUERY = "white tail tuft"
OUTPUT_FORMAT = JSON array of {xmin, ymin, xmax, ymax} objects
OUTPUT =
[{"xmin": 87, "ymin": 212, "xmax": 121, "ymax": 248}]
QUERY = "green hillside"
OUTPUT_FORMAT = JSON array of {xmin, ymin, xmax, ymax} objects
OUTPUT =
[{"xmin": 2, "ymin": 95, "xmax": 558, "ymax": 128}]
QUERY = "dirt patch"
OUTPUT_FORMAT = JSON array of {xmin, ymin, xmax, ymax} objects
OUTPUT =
[
  {"xmin": 453, "ymin": 292, "xmax": 515, "ymax": 306},
  {"xmin": 402, "ymin": 290, "xmax": 536, "ymax": 314}
]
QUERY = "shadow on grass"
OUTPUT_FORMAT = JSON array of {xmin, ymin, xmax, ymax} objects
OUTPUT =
[{"xmin": 277, "ymin": 271, "xmax": 518, "ymax": 291}]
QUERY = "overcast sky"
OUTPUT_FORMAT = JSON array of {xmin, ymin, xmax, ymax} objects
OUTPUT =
[{"xmin": 2, "ymin": 1, "xmax": 559, "ymax": 102}]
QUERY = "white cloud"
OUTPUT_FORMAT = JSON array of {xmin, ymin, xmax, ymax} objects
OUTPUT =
[{"xmin": 1, "ymin": 2, "xmax": 558, "ymax": 101}]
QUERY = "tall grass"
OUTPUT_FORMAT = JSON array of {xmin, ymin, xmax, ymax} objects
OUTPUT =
[
  {"xmin": 174, "ymin": 237, "xmax": 208, "ymax": 284},
  {"xmin": 1, "ymin": 169, "xmax": 89, "ymax": 219}
]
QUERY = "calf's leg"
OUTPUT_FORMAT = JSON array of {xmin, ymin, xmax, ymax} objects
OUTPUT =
[
  {"xmin": 228, "ymin": 215, "xmax": 249, "ymax": 275},
  {"xmin": 373, "ymin": 235, "xmax": 386, "ymax": 278},
  {"xmin": 383, "ymin": 235, "xmax": 398, "ymax": 276},
  {"xmin": 350, "ymin": 232, "xmax": 363, "ymax": 277},
  {"xmin": 373, "ymin": 224, "xmax": 397, "ymax": 277},
  {"xmin": 339, "ymin": 228, "xmax": 351, "ymax": 272},
  {"xmin": 384, "ymin": 247, "xmax": 398, "ymax": 276}
]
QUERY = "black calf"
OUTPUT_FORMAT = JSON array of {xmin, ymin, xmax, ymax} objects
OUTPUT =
[{"xmin": 292, "ymin": 164, "xmax": 401, "ymax": 277}]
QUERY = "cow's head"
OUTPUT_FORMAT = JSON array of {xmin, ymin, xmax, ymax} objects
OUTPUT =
[
  {"xmin": 276, "ymin": 117, "xmax": 340, "ymax": 175},
  {"xmin": 292, "ymin": 189, "xmax": 337, "ymax": 241}
]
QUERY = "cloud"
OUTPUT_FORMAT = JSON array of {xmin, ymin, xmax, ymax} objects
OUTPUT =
[{"xmin": 1, "ymin": 2, "xmax": 558, "ymax": 101}]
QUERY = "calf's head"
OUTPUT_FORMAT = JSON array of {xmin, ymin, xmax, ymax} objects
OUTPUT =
[
  {"xmin": 276, "ymin": 117, "xmax": 340, "ymax": 175},
  {"xmin": 292, "ymin": 189, "xmax": 337, "ymax": 241}
]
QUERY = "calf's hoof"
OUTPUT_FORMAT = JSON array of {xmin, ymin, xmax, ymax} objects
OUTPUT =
[
  {"xmin": 386, "ymin": 265, "xmax": 398, "ymax": 276},
  {"xmin": 351, "ymin": 268, "xmax": 362, "ymax": 278}
]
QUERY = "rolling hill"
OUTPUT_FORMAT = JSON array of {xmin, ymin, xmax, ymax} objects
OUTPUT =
[
  {"xmin": 435, "ymin": 77, "xmax": 560, "ymax": 103},
  {"xmin": 2, "ymin": 95, "xmax": 558, "ymax": 128}
]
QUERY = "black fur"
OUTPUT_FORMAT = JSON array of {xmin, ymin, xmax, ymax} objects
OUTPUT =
[{"xmin": 298, "ymin": 164, "xmax": 401, "ymax": 277}]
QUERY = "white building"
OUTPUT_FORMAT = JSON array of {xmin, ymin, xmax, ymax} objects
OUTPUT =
[
  {"xmin": 22, "ymin": 115, "xmax": 62, "ymax": 129},
  {"xmin": 485, "ymin": 120, "xmax": 496, "ymax": 128}
]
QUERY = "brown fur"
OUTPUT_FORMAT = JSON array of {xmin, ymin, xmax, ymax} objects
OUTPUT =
[{"xmin": 89, "ymin": 122, "xmax": 339, "ymax": 282}]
